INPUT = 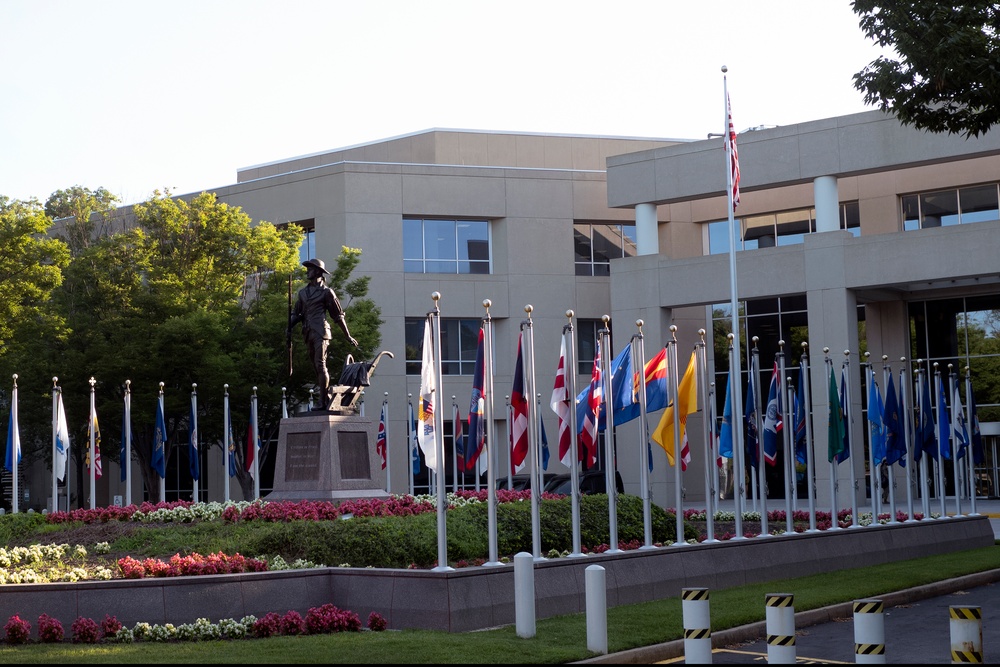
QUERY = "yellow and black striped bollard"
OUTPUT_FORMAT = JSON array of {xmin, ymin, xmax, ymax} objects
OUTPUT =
[
  {"xmin": 950, "ymin": 605, "xmax": 983, "ymax": 664},
  {"xmin": 853, "ymin": 598, "xmax": 886, "ymax": 663},
  {"xmin": 682, "ymin": 587, "xmax": 712, "ymax": 664},
  {"xmin": 765, "ymin": 593, "xmax": 796, "ymax": 664}
]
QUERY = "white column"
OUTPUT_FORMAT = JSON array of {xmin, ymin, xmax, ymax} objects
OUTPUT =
[
  {"xmin": 635, "ymin": 203, "xmax": 658, "ymax": 255},
  {"xmin": 814, "ymin": 176, "xmax": 839, "ymax": 232}
]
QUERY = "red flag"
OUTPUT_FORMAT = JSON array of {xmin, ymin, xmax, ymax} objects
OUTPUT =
[
  {"xmin": 727, "ymin": 93, "xmax": 741, "ymax": 210},
  {"xmin": 453, "ymin": 402, "xmax": 464, "ymax": 471},
  {"xmin": 579, "ymin": 341, "xmax": 602, "ymax": 469},
  {"xmin": 510, "ymin": 333, "xmax": 529, "ymax": 473},
  {"xmin": 550, "ymin": 334, "xmax": 574, "ymax": 466},
  {"xmin": 376, "ymin": 401, "xmax": 387, "ymax": 470}
]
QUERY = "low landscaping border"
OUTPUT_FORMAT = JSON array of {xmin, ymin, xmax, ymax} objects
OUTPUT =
[{"xmin": 0, "ymin": 515, "xmax": 992, "ymax": 636}]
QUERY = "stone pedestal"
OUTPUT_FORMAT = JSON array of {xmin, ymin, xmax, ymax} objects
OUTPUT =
[{"xmin": 266, "ymin": 413, "xmax": 390, "ymax": 503}]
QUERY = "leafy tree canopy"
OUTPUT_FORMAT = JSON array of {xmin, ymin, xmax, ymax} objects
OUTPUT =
[{"xmin": 852, "ymin": 1, "xmax": 1000, "ymax": 137}]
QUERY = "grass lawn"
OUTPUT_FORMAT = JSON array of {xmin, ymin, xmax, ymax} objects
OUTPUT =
[{"xmin": 0, "ymin": 544, "xmax": 995, "ymax": 664}]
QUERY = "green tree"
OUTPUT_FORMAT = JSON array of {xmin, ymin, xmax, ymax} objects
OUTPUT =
[
  {"xmin": 45, "ymin": 186, "xmax": 122, "ymax": 255},
  {"xmin": 852, "ymin": 1, "xmax": 1000, "ymax": 137}
]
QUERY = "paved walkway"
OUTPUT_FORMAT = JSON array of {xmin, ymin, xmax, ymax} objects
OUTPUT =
[{"xmin": 578, "ymin": 497, "xmax": 1000, "ymax": 664}]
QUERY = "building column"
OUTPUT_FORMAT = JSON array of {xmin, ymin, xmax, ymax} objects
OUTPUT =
[
  {"xmin": 635, "ymin": 203, "xmax": 658, "ymax": 255},
  {"xmin": 814, "ymin": 176, "xmax": 840, "ymax": 232}
]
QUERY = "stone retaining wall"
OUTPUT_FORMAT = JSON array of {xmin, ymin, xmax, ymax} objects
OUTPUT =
[{"xmin": 0, "ymin": 515, "xmax": 992, "ymax": 635}]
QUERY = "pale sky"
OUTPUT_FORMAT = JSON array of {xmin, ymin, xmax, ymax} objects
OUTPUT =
[{"xmin": 1, "ymin": 0, "xmax": 891, "ymax": 206}]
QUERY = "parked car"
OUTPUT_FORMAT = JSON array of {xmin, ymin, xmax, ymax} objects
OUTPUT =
[
  {"xmin": 542, "ymin": 469, "xmax": 624, "ymax": 496},
  {"xmin": 495, "ymin": 473, "xmax": 558, "ymax": 491}
]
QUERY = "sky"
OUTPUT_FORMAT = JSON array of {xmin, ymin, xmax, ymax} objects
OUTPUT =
[{"xmin": 1, "ymin": 0, "xmax": 892, "ymax": 207}]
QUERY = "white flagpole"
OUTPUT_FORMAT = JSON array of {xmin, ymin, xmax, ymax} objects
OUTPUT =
[
  {"xmin": 722, "ymin": 66, "xmax": 747, "ymax": 533},
  {"xmin": 51, "ymin": 377, "xmax": 59, "ymax": 513},
  {"xmin": 598, "ymin": 315, "xmax": 620, "ymax": 554},
  {"xmin": 778, "ymin": 343, "xmax": 793, "ymax": 533},
  {"xmin": 949, "ymin": 365, "xmax": 963, "ymax": 517},
  {"xmin": 882, "ymin": 357, "xmax": 898, "ymax": 522},
  {"xmin": 158, "ymin": 382, "xmax": 166, "ymax": 504},
  {"xmin": 843, "ymin": 352, "xmax": 860, "ymax": 528},
  {"xmin": 482, "ymin": 300, "xmax": 502, "ymax": 566},
  {"xmin": 634, "ymin": 321, "xmax": 655, "ymax": 549},
  {"xmin": 282, "ymin": 387, "xmax": 288, "ymax": 420},
  {"xmin": 825, "ymin": 351, "xmax": 840, "ymax": 530},
  {"xmin": 698, "ymin": 330, "xmax": 717, "ymax": 543},
  {"xmin": 725, "ymin": 336, "xmax": 742, "ymax": 540},
  {"xmin": 964, "ymin": 366, "xmax": 979, "ymax": 516},
  {"xmin": 753, "ymin": 338, "xmax": 770, "ymax": 537},
  {"xmin": 668, "ymin": 325, "xmax": 685, "ymax": 546},
  {"xmin": 801, "ymin": 344, "xmax": 817, "ymax": 532},
  {"xmin": 505, "ymin": 397, "xmax": 512, "ymax": 491},
  {"xmin": 407, "ymin": 394, "xmax": 415, "ymax": 496},
  {"xmin": 522, "ymin": 305, "xmax": 544, "ymax": 561},
  {"xmin": 383, "ymin": 394, "xmax": 391, "ymax": 494},
  {"xmin": 11, "ymin": 374, "xmax": 19, "ymax": 514},
  {"xmin": 451, "ymin": 397, "xmax": 458, "ymax": 495},
  {"xmin": 564, "ymin": 311, "xmax": 583, "ymax": 557},
  {"xmin": 191, "ymin": 385, "xmax": 199, "ymax": 504},
  {"xmin": 125, "ymin": 380, "xmax": 132, "ymax": 507},
  {"xmin": 430, "ymin": 292, "xmax": 452, "ymax": 571},
  {"xmin": 252, "ymin": 386, "xmax": 260, "ymax": 501},
  {"xmin": 224, "ymin": 384, "xmax": 231, "ymax": 503},
  {"xmin": 901, "ymin": 361, "xmax": 917, "ymax": 522},
  {"xmin": 88, "ymin": 376, "xmax": 96, "ymax": 510},
  {"xmin": 933, "ymin": 363, "xmax": 948, "ymax": 519}
]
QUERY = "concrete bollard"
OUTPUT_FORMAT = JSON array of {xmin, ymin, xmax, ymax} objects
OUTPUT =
[
  {"xmin": 852, "ymin": 598, "xmax": 886, "ymax": 663},
  {"xmin": 765, "ymin": 593, "xmax": 796, "ymax": 664},
  {"xmin": 514, "ymin": 552, "xmax": 535, "ymax": 638},
  {"xmin": 949, "ymin": 605, "xmax": 983, "ymax": 664},
  {"xmin": 682, "ymin": 587, "xmax": 712, "ymax": 664},
  {"xmin": 585, "ymin": 565, "xmax": 607, "ymax": 655}
]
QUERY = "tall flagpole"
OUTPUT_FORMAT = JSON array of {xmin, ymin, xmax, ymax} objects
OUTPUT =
[
  {"xmin": 668, "ymin": 325, "xmax": 686, "ymax": 546},
  {"xmin": 882, "ymin": 356, "xmax": 898, "ymax": 522},
  {"xmin": 801, "ymin": 343, "xmax": 817, "ymax": 532},
  {"xmin": 430, "ymin": 292, "xmax": 452, "ymax": 571},
  {"xmin": 726, "ymin": 334, "xmax": 742, "ymax": 540},
  {"xmin": 125, "ymin": 380, "xmax": 132, "ymax": 507},
  {"xmin": 964, "ymin": 366, "xmax": 979, "ymax": 516},
  {"xmin": 722, "ymin": 66, "xmax": 746, "ymax": 529},
  {"xmin": 825, "ymin": 350, "xmax": 840, "ymax": 530},
  {"xmin": 843, "ymin": 351, "xmax": 860, "ymax": 528},
  {"xmin": 88, "ymin": 376, "xmax": 96, "ymax": 510},
  {"xmin": 753, "ymin": 338, "xmax": 770, "ymax": 537},
  {"xmin": 251, "ymin": 386, "xmax": 260, "ymax": 500},
  {"xmin": 522, "ymin": 304, "xmax": 545, "ymax": 561},
  {"xmin": 698, "ymin": 330, "xmax": 717, "ymax": 543},
  {"xmin": 482, "ymin": 300, "xmax": 502, "ymax": 566},
  {"xmin": 407, "ymin": 394, "xmax": 414, "ymax": 496},
  {"xmin": 158, "ymin": 382, "xmax": 166, "ymax": 503},
  {"xmin": 565, "ymin": 311, "xmax": 583, "ymax": 557},
  {"xmin": 224, "ymin": 384, "xmax": 231, "ymax": 503},
  {"xmin": 634, "ymin": 320, "xmax": 655, "ymax": 549},
  {"xmin": 51, "ymin": 377, "xmax": 59, "ymax": 513},
  {"xmin": 383, "ymin": 393, "xmax": 391, "ymax": 494},
  {"xmin": 948, "ymin": 364, "xmax": 962, "ymax": 517},
  {"xmin": 191, "ymin": 384, "xmax": 199, "ymax": 504},
  {"xmin": 778, "ymin": 342, "xmax": 793, "ymax": 533},
  {"xmin": 599, "ymin": 314, "xmax": 621, "ymax": 554},
  {"xmin": 10, "ymin": 375, "xmax": 20, "ymax": 514},
  {"xmin": 901, "ymin": 360, "xmax": 918, "ymax": 522}
]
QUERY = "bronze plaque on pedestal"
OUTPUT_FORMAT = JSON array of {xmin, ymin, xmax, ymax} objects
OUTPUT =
[{"xmin": 284, "ymin": 432, "xmax": 322, "ymax": 482}]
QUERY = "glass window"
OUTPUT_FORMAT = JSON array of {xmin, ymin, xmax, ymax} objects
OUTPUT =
[
  {"xmin": 959, "ymin": 185, "xmax": 1000, "ymax": 224},
  {"xmin": 278, "ymin": 219, "xmax": 316, "ymax": 264},
  {"xmin": 920, "ymin": 190, "xmax": 959, "ymax": 227},
  {"xmin": 403, "ymin": 218, "xmax": 490, "ymax": 274},
  {"xmin": 574, "ymin": 223, "xmax": 636, "ymax": 276},
  {"xmin": 405, "ymin": 318, "xmax": 481, "ymax": 375},
  {"xmin": 576, "ymin": 319, "xmax": 603, "ymax": 375},
  {"xmin": 842, "ymin": 201, "xmax": 861, "ymax": 236},
  {"xmin": 707, "ymin": 203, "xmax": 857, "ymax": 253}
]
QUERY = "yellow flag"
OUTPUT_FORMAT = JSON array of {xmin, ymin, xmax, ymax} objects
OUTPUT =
[{"xmin": 652, "ymin": 350, "xmax": 698, "ymax": 467}]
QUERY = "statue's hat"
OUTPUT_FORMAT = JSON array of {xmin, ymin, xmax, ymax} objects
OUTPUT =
[{"xmin": 302, "ymin": 258, "xmax": 331, "ymax": 275}]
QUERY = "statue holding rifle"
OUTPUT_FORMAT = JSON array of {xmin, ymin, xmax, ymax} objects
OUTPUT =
[{"xmin": 287, "ymin": 258, "xmax": 359, "ymax": 410}]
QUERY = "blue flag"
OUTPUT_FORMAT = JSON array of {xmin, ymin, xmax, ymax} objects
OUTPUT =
[
  {"xmin": 937, "ymin": 375, "xmax": 952, "ymax": 460},
  {"xmin": 915, "ymin": 373, "xmax": 937, "ymax": 461},
  {"xmin": 951, "ymin": 383, "xmax": 969, "ymax": 461},
  {"xmin": 718, "ymin": 372, "xmax": 733, "ymax": 459},
  {"xmin": 409, "ymin": 401, "xmax": 420, "ymax": 475},
  {"xmin": 793, "ymin": 366, "xmax": 807, "ymax": 465},
  {"xmin": 152, "ymin": 398, "xmax": 167, "ymax": 478},
  {"xmin": 610, "ymin": 342, "xmax": 635, "ymax": 426},
  {"xmin": 744, "ymin": 371, "xmax": 759, "ymax": 470},
  {"xmin": 5, "ymin": 395, "xmax": 20, "ymax": 473},
  {"xmin": 867, "ymin": 372, "xmax": 885, "ymax": 465},
  {"xmin": 838, "ymin": 366, "xmax": 851, "ymax": 463},
  {"xmin": 188, "ymin": 396, "xmax": 200, "ymax": 481},
  {"xmin": 540, "ymin": 413, "xmax": 550, "ymax": 471},
  {"xmin": 883, "ymin": 374, "xmax": 905, "ymax": 467},
  {"xmin": 762, "ymin": 362, "xmax": 782, "ymax": 466},
  {"xmin": 226, "ymin": 410, "xmax": 237, "ymax": 478}
]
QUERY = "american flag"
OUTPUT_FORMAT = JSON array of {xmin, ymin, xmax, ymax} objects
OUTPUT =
[{"xmin": 727, "ymin": 93, "xmax": 741, "ymax": 210}]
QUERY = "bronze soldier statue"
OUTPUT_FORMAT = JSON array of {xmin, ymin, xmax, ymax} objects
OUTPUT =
[{"xmin": 288, "ymin": 258, "xmax": 359, "ymax": 409}]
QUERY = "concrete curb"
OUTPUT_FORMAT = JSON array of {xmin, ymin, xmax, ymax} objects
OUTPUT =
[{"xmin": 573, "ymin": 568, "xmax": 1000, "ymax": 664}]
